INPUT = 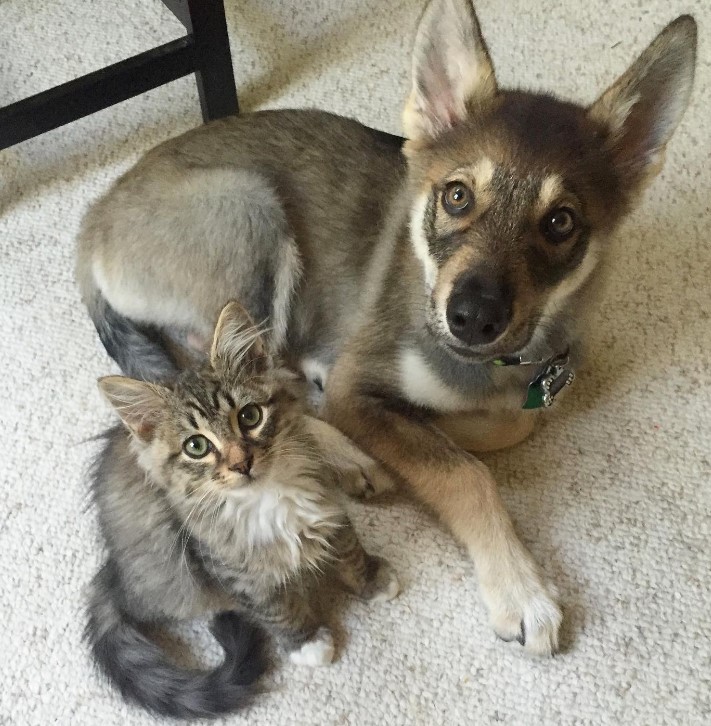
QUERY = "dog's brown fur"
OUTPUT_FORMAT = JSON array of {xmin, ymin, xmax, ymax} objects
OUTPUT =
[
  {"xmin": 323, "ymin": 304, "xmax": 561, "ymax": 654},
  {"xmin": 76, "ymin": 1, "xmax": 697, "ymax": 656}
]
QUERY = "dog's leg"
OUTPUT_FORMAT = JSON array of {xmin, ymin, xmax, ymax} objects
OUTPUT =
[
  {"xmin": 323, "ymin": 393, "xmax": 560, "ymax": 656},
  {"xmin": 436, "ymin": 410, "xmax": 539, "ymax": 453}
]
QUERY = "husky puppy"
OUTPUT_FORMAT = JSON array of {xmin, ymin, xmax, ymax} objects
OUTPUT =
[{"xmin": 76, "ymin": 0, "xmax": 697, "ymax": 655}]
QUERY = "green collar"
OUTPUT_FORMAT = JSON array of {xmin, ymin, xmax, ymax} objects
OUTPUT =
[{"xmin": 492, "ymin": 349, "xmax": 575, "ymax": 410}]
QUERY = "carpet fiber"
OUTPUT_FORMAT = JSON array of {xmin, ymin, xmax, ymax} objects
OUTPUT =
[{"xmin": 2, "ymin": 1, "xmax": 710, "ymax": 724}]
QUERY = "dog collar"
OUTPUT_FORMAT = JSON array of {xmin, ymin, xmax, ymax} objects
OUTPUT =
[{"xmin": 492, "ymin": 349, "xmax": 575, "ymax": 410}]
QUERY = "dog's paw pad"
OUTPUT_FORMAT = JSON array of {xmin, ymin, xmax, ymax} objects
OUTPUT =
[
  {"xmin": 489, "ymin": 584, "xmax": 561, "ymax": 657},
  {"xmin": 360, "ymin": 472, "xmax": 376, "ymax": 498},
  {"xmin": 361, "ymin": 465, "xmax": 396, "ymax": 499},
  {"xmin": 343, "ymin": 465, "xmax": 394, "ymax": 500}
]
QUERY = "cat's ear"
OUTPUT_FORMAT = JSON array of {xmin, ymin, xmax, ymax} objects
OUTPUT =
[
  {"xmin": 98, "ymin": 376, "xmax": 168, "ymax": 442},
  {"xmin": 402, "ymin": 0, "xmax": 497, "ymax": 146},
  {"xmin": 210, "ymin": 300, "xmax": 270, "ymax": 375},
  {"xmin": 588, "ymin": 15, "xmax": 696, "ymax": 194}
]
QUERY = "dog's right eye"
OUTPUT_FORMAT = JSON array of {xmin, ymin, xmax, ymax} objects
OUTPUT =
[
  {"xmin": 442, "ymin": 182, "xmax": 473, "ymax": 216},
  {"xmin": 541, "ymin": 207, "xmax": 577, "ymax": 244}
]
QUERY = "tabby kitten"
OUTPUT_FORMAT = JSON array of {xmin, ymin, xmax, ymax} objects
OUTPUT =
[{"xmin": 85, "ymin": 301, "xmax": 399, "ymax": 719}]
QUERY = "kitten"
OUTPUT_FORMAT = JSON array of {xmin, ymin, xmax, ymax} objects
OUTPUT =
[{"xmin": 85, "ymin": 301, "xmax": 399, "ymax": 719}]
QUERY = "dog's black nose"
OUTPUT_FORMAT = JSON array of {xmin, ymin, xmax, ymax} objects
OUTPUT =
[{"xmin": 446, "ymin": 275, "xmax": 512, "ymax": 346}]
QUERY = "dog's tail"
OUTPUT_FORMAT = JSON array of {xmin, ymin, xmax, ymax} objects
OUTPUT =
[
  {"xmin": 76, "ymin": 254, "xmax": 178, "ymax": 381},
  {"xmin": 85, "ymin": 562, "xmax": 268, "ymax": 719}
]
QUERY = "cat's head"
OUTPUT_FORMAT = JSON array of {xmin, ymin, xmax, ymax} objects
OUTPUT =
[{"xmin": 99, "ymin": 301, "xmax": 306, "ymax": 495}]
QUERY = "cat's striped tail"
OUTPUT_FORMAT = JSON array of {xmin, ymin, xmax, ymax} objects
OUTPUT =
[{"xmin": 85, "ymin": 561, "xmax": 268, "ymax": 719}]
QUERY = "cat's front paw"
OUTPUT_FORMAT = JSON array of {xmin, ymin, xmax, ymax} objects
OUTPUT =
[
  {"xmin": 361, "ymin": 557, "xmax": 401, "ymax": 603},
  {"xmin": 288, "ymin": 627, "xmax": 335, "ymax": 667}
]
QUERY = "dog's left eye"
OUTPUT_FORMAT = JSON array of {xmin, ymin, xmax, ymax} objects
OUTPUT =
[
  {"xmin": 541, "ymin": 207, "xmax": 577, "ymax": 244},
  {"xmin": 442, "ymin": 182, "xmax": 473, "ymax": 216}
]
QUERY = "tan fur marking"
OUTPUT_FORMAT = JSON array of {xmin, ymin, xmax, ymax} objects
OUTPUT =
[
  {"xmin": 472, "ymin": 157, "xmax": 495, "ymax": 193},
  {"xmin": 324, "ymin": 357, "xmax": 561, "ymax": 656},
  {"xmin": 438, "ymin": 243, "xmax": 485, "ymax": 289},
  {"xmin": 422, "ymin": 157, "xmax": 500, "ymax": 321},
  {"xmin": 432, "ymin": 244, "xmax": 486, "ymax": 333},
  {"xmin": 436, "ymin": 410, "xmax": 539, "ymax": 453},
  {"xmin": 463, "ymin": 65, "xmax": 497, "ymax": 103},
  {"xmin": 409, "ymin": 192, "xmax": 438, "ymax": 289},
  {"xmin": 541, "ymin": 243, "xmax": 600, "ymax": 319},
  {"xmin": 536, "ymin": 175, "xmax": 564, "ymax": 214}
]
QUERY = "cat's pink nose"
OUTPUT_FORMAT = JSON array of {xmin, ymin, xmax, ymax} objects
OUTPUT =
[{"xmin": 229, "ymin": 455, "xmax": 253, "ymax": 476}]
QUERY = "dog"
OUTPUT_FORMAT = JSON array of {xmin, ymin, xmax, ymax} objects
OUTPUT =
[{"xmin": 76, "ymin": 0, "xmax": 696, "ymax": 656}]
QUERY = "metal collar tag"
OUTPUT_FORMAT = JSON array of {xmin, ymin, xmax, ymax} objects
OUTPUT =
[
  {"xmin": 492, "ymin": 349, "xmax": 575, "ymax": 410},
  {"xmin": 523, "ymin": 361, "xmax": 575, "ymax": 409}
]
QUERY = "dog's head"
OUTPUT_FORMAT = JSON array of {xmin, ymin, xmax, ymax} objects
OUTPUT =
[{"xmin": 403, "ymin": 0, "xmax": 696, "ymax": 362}]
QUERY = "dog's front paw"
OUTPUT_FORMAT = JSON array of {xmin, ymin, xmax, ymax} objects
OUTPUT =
[
  {"xmin": 342, "ymin": 463, "xmax": 396, "ymax": 500},
  {"xmin": 288, "ymin": 627, "xmax": 335, "ymax": 667},
  {"xmin": 483, "ymin": 573, "xmax": 561, "ymax": 657}
]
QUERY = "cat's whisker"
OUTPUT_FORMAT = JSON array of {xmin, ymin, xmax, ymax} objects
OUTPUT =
[
  {"xmin": 168, "ymin": 485, "xmax": 211, "ymax": 561},
  {"xmin": 172, "ymin": 487, "xmax": 214, "ymax": 587},
  {"xmin": 204, "ymin": 492, "xmax": 234, "ymax": 594}
]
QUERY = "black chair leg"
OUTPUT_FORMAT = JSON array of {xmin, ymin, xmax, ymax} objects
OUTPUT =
[
  {"xmin": 187, "ymin": 0, "xmax": 239, "ymax": 121},
  {"xmin": 0, "ymin": 0, "xmax": 240, "ymax": 149}
]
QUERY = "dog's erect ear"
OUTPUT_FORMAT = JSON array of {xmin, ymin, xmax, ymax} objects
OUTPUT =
[
  {"xmin": 210, "ymin": 300, "xmax": 270, "ymax": 376},
  {"xmin": 98, "ymin": 376, "xmax": 168, "ymax": 442},
  {"xmin": 588, "ymin": 15, "xmax": 696, "ymax": 192},
  {"xmin": 403, "ymin": 0, "xmax": 497, "ymax": 145}
]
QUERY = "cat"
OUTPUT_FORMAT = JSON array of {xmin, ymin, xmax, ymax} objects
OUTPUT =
[{"xmin": 84, "ymin": 301, "xmax": 400, "ymax": 719}]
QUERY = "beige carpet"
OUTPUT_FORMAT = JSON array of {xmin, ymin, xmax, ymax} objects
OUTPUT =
[{"xmin": 2, "ymin": 0, "xmax": 710, "ymax": 724}]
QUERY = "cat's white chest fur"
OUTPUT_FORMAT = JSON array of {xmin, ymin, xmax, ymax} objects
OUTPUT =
[{"xmin": 220, "ymin": 479, "xmax": 342, "ymax": 569}]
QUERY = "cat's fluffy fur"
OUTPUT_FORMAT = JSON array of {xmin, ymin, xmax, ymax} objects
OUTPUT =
[{"xmin": 85, "ymin": 301, "xmax": 399, "ymax": 719}]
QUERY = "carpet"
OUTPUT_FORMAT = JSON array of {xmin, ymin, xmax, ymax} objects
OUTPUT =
[{"xmin": 1, "ymin": 0, "xmax": 709, "ymax": 724}]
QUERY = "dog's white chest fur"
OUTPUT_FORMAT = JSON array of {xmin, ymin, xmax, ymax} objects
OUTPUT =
[{"xmin": 399, "ymin": 348, "xmax": 470, "ymax": 412}]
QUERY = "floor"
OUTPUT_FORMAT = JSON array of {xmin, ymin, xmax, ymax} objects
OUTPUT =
[{"xmin": 1, "ymin": 0, "xmax": 710, "ymax": 724}]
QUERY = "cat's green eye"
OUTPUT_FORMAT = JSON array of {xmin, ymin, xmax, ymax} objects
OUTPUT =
[
  {"xmin": 237, "ymin": 403, "xmax": 262, "ymax": 430},
  {"xmin": 183, "ymin": 435, "xmax": 213, "ymax": 459}
]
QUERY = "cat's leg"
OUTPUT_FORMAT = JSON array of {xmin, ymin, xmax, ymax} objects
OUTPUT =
[
  {"xmin": 302, "ymin": 415, "xmax": 395, "ymax": 498},
  {"xmin": 332, "ymin": 521, "xmax": 400, "ymax": 603},
  {"xmin": 253, "ymin": 589, "xmax": 335, "ymax": 667}
]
